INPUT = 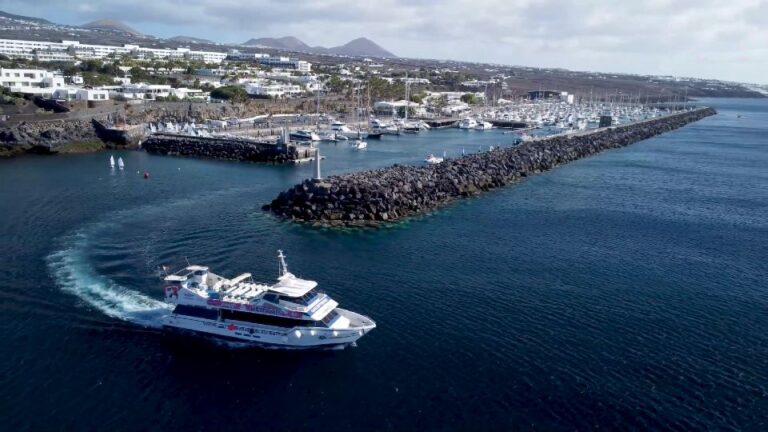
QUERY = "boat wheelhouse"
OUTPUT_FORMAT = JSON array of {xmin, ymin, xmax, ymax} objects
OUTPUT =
[{"xmin": 161, "ymin": 251, "xmax": 375, "ymax": 349}]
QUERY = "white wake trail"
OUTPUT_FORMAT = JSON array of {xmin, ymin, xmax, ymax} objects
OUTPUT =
[{"xmin": 47, "ymin": 230, "xmax": 171, "ymax": 328}]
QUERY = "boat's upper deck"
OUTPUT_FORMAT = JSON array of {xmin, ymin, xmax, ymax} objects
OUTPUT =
[{"xmin": 164, "ymin": 263, "xmax": 334, "ymax": 318}]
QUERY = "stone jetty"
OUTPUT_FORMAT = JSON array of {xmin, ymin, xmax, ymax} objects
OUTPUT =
[
  {"xmin": 265, "ymin": 107, "xmax": 716, "ymax": 226},
  {"xmin": 142, "ymin": 133, "xmax": 315, "ymax": 163}
]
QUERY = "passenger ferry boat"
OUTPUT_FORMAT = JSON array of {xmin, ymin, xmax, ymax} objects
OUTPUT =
[{"xmin": 161, "ymin": 251, "xmax": 376, "ymax": 349}]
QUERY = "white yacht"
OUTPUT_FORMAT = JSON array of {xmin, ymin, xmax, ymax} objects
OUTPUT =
[
  {"xmin": 289, "ymin": 130, "xmax": 320, "ymax": 142},
  {"xmin": 162, "ymin": 251, "xmax": 376, "ymax": 349},
  {"xmin": 370, "ymin": 119, "xmax": 400, "ymax": 135},
  {"xmin": 331, "ymin": 121, "xmax": 367, "ymax": 139},
  {"xmin": 424, "ymin": 154, "xmax": 444, "ymax": 164},
  {"xmin": 458, "ymin": 118, "xmax": 478, "ymax": 129},
  {"xmin": 474, "ymin": 121, "xmax": 493, "ymax": 130}
]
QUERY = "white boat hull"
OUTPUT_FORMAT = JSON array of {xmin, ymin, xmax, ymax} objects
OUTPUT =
[{"xmin": 162, "ymin": 308, "xmax": 374, "ymax": 349}]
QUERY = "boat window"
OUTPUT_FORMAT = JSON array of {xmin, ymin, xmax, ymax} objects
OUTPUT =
[
  {"xmin": 321, "ymin": 309, "xmax": 339, "ymax": 326},
  {"xmin": 193, "ymin": 270, "xmax": 205, "ymax": 276},
  {"xmin": 280, "ymin": 291, "xmax": 320, "ymax": 306},
  {"xmin": 173, "ymin": 305, "xmax": 218, "ymax": 320},
  {"xmin": 222, "ymin": 309, "xmax": 316, "ymax": 328},
  {"xmin": 263, "ymin": 294, "xmax": 279, "ymax": 303}
]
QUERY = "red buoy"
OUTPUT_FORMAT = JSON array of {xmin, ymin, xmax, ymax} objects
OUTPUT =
[{"xmin": 143, "ymin": 171, "xmax": 150, "ymax": 179}]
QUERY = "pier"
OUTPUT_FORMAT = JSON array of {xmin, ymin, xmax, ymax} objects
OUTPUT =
[
  {"xmin": 265, "ymin": 107, "xmax": 716, "ymax": 226},
  {"xmin": 142, "ymin": 133, "xmax": 315, "ymax": 163}
]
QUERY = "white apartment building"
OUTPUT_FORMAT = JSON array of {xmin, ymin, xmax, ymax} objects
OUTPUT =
[
  {"xmin": 117, "ymin": 83, "xmax": 172, "ymax": 100},
  {"xmin": 0, "ymin": 68, "xmax": 65, "ymax": 95},
  {"xmin": 170, "ymin": 87, "xmax": 209, "ymax": 101},
  {"xmin": 52, "ymin": 88, "xmax": 79, "ymax": 101},
  {"xmin": 0, "ymin": 38, "xmax": 228, "ymax": 64},
  {"xmin": 227, "ymin": 50, "xmax": 269, "ymax": 61},
  {"xmin": 257, "ymin": 56, "xmax": 312, "ymax": 72},
  {"xmin": 76, "ymin": 89, "xmax": 109, "ymax": 101},
  {"xmin": 244, "ymin": 81, "xmax": 304, "ymax": 98},
  {"xmin": 400, "ymin": 77, "xmax": 431, "ymax": 85}
]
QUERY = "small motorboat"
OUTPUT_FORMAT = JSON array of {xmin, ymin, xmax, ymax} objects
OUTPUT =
[
  {"xmin": 353, "ymin": 140, "xmax": 367, "ymax": 150},
  {"xmin": 424, "ymin": 154, "xmax": 444, "ymax": 165}
]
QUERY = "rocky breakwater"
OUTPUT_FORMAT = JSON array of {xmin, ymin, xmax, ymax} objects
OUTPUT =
[
  {"xmin": 142, "ymin": 133, "xmax": 298, "ymax": 163},
  {"xmin": 266, "ymin": 107, "xmax": 716, "ymax": 226}
]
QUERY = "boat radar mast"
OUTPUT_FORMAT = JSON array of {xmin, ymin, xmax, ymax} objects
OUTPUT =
[{"xmin": 278, "ymin": 250, "xmax": 289, "ymax": 277}]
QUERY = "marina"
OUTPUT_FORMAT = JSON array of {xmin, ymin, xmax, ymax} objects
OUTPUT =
[{"xmin": 131, "ymin": 97, "xmax": 683, "ymax": 166}]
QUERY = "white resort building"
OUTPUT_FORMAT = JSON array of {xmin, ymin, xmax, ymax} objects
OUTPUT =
[
  {"xmin": 116, "ymin": 83, "xmax": 172, "ymax": 100},
  {"xmin": 0, "ymin": 68, "xmax": 66, "ymax": 96},
  {"xmin": 0, "ymin": 38, "xmax": 228, "ymax": 64},
  {"xmin": 244, "ymin": 81, "xmax": 304, "ymax": 98}
]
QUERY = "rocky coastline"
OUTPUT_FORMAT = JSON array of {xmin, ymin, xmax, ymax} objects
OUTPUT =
[
  {"xmin": 0, "ymin": 102, "xmax": 271, "ymax": 157},
  {"xmin": 265, "ymin": 107, "xmax": 716, "ymax": 226}
]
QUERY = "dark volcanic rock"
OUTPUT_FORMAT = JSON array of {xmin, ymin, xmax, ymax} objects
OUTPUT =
[
  {"xmin": 142, "ymin": 133, "xmax": 296, "ymax": 163},
  {"xmin": 266, "ymin": 107, "xmax": 716, "ymax": 226}
]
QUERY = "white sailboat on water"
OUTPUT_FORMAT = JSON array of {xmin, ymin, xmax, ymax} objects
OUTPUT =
[
  {"xmin": 117, "ymin": 157, "xmax": 125, "ymax": 170},
  {"xmin": 110, "ymin": 155, "xmax": 115, "ymax": 169}
]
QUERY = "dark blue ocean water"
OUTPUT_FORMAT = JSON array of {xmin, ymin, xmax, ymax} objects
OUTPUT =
[{"xmin": 0, "ymin": 99, "xmax": 766, "ymax": 431}]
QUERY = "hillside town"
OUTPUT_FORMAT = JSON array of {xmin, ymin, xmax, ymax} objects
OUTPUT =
[{"xmin": 0, "ymin": 9, "xmax": 764, "ymax": 158}]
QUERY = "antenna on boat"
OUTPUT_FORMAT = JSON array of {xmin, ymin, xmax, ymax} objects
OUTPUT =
[
  {"xmin": 278, "ymin": 250, "xmax": 288, "ymax": 277},
  {"xmin": 184, "ymin": 256, "xmax": 190, "ymax": 267}
]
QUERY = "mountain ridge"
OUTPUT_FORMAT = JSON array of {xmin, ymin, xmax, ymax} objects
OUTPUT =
[
  {"xmin": 0, "ymin": 10, "xmax": 53, "ymax": 25},
  {"xmin": 243, "ymin": 35, "xmax": 396, "ymax": 58},
  {"xmin": 82, "ymin": 19, "xmax": 143, "ymax": 36},
  {"xmin": 169, "ymin": 35, "xmax": 215, "ymax": 44}
]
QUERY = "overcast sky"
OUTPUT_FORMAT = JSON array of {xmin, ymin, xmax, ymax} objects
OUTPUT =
[{"xmin": 3, "ymin": 0, "xmax": 766, "ymax": 83}]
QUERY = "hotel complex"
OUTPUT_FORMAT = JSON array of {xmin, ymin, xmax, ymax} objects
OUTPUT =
[
  {"xmin": 0, "ymin": 37, "xmax": 317, "ymax": 101},
  {"xmin": 0, "ymin": 39, "xmax": 313, "ymax": 73},
  {"xmin": 0, "ymin": 38, "xmax": 228, "ymax": 64}
]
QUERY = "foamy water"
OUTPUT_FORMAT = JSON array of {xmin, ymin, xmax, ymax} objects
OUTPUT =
[{"xmin": 46, "ymin": 228, "xmax": 172, "ymax": 328}]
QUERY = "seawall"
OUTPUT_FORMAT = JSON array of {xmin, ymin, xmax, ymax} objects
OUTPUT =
[
  {"xmin": 142, "ymin": 133, "xmax": 314, "ymax": 163},
  {"xmin": 265, "ymin": 107, "xmax": 716, "ymax": 226}
]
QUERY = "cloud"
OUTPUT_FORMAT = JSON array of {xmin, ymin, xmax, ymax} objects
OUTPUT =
[{"xmin": 1, "ymin": 0, "xmax": 765, "ymax": 83}]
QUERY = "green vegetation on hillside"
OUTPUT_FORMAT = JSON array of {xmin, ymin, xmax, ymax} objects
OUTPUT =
[{"xmin": 210, "ymin": 85, "xmax": 248, "ymax": 102}]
